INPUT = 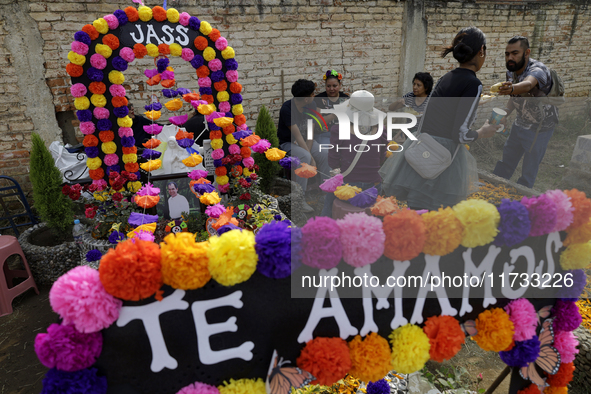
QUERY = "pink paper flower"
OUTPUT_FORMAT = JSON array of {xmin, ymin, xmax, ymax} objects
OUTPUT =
[
  {"xmin": 337, "ymin": 212, "xmax": 385, "ymax": 267},
  {"xmin": 104, "ymin": 154, "xmax": 119, "ymax": 166},
  {"xmin": 228, "ymin": 144, "xmax": 241, "ymax": 155},
  {"xmin": 103, "ymin": 14, "xmax": 119, "ymax": 30},
  {"xmin": 176, "ymin": 381, "xmax": 220, "ymax": 394},
  {"xmin": 218, "ymin": 101, "xmax": 231, "ymax": 112},
  {"xmin": 545, "ymin": 189, "xmax": 574, "ymax": 232},
  {"xmin": 179, "ymin": 12, "xmax": 191, "ymax": 26},
  {"xmin": 217, "ymin": 183, "xmax": 230, "ymax": 193},
  {"xmin": 205, "ymin": 111, "xmax": 225, "ymax": 122},
  {"xmin": 215, "ymin": 37, "xmax": 228, "ymax": 51},
  {"xmin": 93, "ymin": 107, "xmax": 109, "ymax": 120},
  {"xmin": 70, "ymin": 83, "xmax": 87, "ymax": 98},
  {"xmin": 143, "ymin": 124, "xmax": 163, "ymax": 135},
  {"xmin": 161, "ymin": 70, "xmax": 175, "ymax": 80},
  {"xmin": 504, "ymin": 298, "xmax": 538, "ymax": 341},
  {"xmin": 226, "ymin": 70, "xmax": 238, "ymax": 83},
  {"xmin": 79, "ymin": 122, "xmax": 95, "ymax": 135},
  {"xmin": 119, "ymin": 47, "xmax": 135, "ymax": 63},
  {"xmin": 242, "ymin": 156, "xmax": 255, "ymax": 168},
  {"xmin": 109, "ymin": 84, "xmax": 126, "ymax": 97},
  {"xmin": 319, "ymin": 174, "xmax": 344, "ymax": 193},
  {"xmin": 90, "ymin": 53, "xmax": 107, "ymax": 70},
  {"xmin": 144, "ymin": 69, "xmax": 159, "ymax": 79},
  {"xmin": 169, "ymin": 115, "xmax": 188, "ymax": 126},
  {"xmin": 181, "ymin": 48, "xmax": 194, "ymax": 61},
  {"xmin": 198, "ymin": 77, "xmax": 212, "ymax": 88},
  {"xmin": 92, "ymin": 179, "xmax": 107, "ymax": 190},
  {"xmin": 211, "ymin": 149, "xmax": 225, "ymax": 160},
  {"xmin": 133, "ymin": 230, "xmax": 155, "ymax": 242},
  {"xmin": 251, "ymin": 139, "xmax": 271, "ymax": 153},
  {"xmin": 188, "ymin": 169, "xmax": 209, "ymax": 180},
  {"xmin": 136, "ymin": 182, "xmax": 160, "ymax": 196},
  {"xmin": 236, "ymin": 123, "xmax": 248, "ymax": 131},
  {"xmin": 118, "ymin": 127, "xmax": 133, "ymax": 138},
  {"xmin": 205, "ymin": 203, "xmax": 226, "ymax": 218},
  {"xmin": 71, "ymin": 41, "xmax": 89, "ymax": 56},
  {"xmin": 208, "ymin": 59, "xmax": 222, "ymax": 72},
  {"xmin": 190, "ymin": 100, "xmax": 209, "ymax": 110},
  {"xmin": 553, "ymin": 330, "xmax": 579, "ymax": 363}
]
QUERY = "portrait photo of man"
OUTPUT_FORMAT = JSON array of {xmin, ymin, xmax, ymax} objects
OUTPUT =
[{"xmin": 166, "ymin": 181, "xmax": 190, "ymax": 219}]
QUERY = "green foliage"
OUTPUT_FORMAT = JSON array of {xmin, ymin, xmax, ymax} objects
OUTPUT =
[
  {"xmin": 252, "ymin": 105, "xmax": 281, "ymax": 193},
  {"xmin": 184, "ymin": 210, "xmax": 207, "ymax": 234},
  {"xmin": 29, "ymin": 133, "xmax": 74, "ymax": 237},
  {"xmin": 421, "ymin": 365, "xmax": 483, "ymax": 393}
]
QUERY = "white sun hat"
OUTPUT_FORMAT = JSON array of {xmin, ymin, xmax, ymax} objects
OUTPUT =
[{"xmin": 334, "ymin": 90, "xmax": 386, "ymax": 129}]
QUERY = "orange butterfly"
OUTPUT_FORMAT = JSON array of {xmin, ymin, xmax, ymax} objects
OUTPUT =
[
  {"xmin": 265, "ymin": 350, "xmax": 315, "ymax": 394},
  {"xmin": 519, "ymin": 319, "xmax": 561, "ymax": 387}
]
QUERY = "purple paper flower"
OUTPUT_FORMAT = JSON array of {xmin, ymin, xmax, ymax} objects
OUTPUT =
[
  {"xmin": 77, "ymin": 110, "xmax": 92, "ymax": 122},
  {"xmin": 217, "ymin": 224, "xmax": 241, "ymax": 235},
  {"xmin": 141, "ymin": 149, "xmax": 162, "ymax": 160},
  {"xmin": 188, "ymin": 16, "xmax": 201, "ymax": 30},
  {"xmin": 145, "ymin": 103, "xmax": 162, "ymax": 111},
  {"xmin": 255, "ymin": 221, "xmax": 291, "ymax": 279},
  {"xmin": 41, "ymin": 368, "xmax": 107, "ymax": 394},
  {"xmin": 96, "ymin": 119, "xmax": 111, "ymax": 131},
  {"xmin": 111, "ymin": 56, "xmax": 128, "ymax": 72},
  {"xmin": 113, "ymin": 106, "xmax": 129, "ymax": 118},
  {"xmin": 190, "ymin": 55, "xmax": 204, "ymax": 69},
  {"xmin": 108, "ymin": 231, "xmax": 125, "ymax": 244},
  {"xmin": 156, "ymin": 58, "xmax": 169, "ymax": 73},
  {"xmin": 494, "ymin": 199, "xmax": 532, "ymax": 247},
  {"xmin": 199, "ymin": 87, "xmax": 213, "ymax": 96},
  {"xmin": 85, "ymin": 249, "xmax": 102, "ymax": 262},
  {"xmin": 120, "ymin": 136, "xmax": 135, "ymax": 148},
  {"xmin": 230, "ymin": 93, "xmax": 243, "ymax": 105},
  {"xmin": 499, "ymin": 336, "xmax": 540, "ymax": 367},
  {"xmin": 207, "ymin": 122, "xmax": 221, "ymax": 131},
  {"xmin": 291, "ymin": 226, "xmax": 302, "ymax": 271},
  {"xmin": 556, "ymin": 269, "xmax": 586, "ymax": 299},
  {"xmin": 225, "ymin": 59, "xmax": 238, "ymax": 70},
  {"xmin": 106, "ymin": 165, "xmax": 120, "ymax": 175},
  {"xmin": 552, "ymin": 300, "xmax": 582, "ymax": 332},
  {"xmin": 162, "ymin": 89, "xmax": 178, "ymax": 98},
  {"xmin": 279, "ymin": 156, "xmax": 300, "ymax": 170},
  {"xmin": 84, "ymin": 147, "xmax": 99, "ymax": 158},
  {"xmin": 128, "ymin": 212, "xmax": 159, "ymax": 226},
  {"xmin": 349, "ymin": 186, "xmax": 378, "ymax": 208},
  {"xmin": 86, "ymin": 67, "xmax": 103, "ymax": 82},
  {"xmin": 113, "ymin": 9, "xmax": 128, "ymax": 26},
  {"xmin": 366, "ymin": 379, "xmax": 390, "ymax": 394},
  {"xmin": 177, "ymin": 138, "xmax": 194, "ymax": 148},
  {"xmin": 232, "ymin": 130, "xmax": 251, "ymax": 140},
  {"xmin": 177, "ymin": 87, "xmax": 191, "ymax": 95},
  {"xmin": 211, "ymin": 70, "xmax": 224, "ymax": 83},
  {"xmin": 194, "ymin": 183, "xmax": 215, "ymax": 195},
  {"xmin": 213, "ymin": 159, "xmax": 223, "ymax": 167},
  {"xmin": 521, "ymin": 194, "xmax": 557, "ymax": 237},
  {"xmin": 74, "ymin": 31, "xmax": 91, "ymax": 46}
]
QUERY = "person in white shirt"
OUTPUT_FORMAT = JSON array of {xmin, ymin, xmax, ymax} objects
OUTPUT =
[{"xmin": 167, "ymin": 181, "xmax": 190, "ymax": 219}]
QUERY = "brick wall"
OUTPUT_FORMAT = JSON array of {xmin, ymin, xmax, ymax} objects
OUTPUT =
[{"xmin": 0, "ymin": 0, "xmax": 590, "ymax": 194}]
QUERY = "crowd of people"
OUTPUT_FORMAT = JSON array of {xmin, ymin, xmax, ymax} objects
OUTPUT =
[{"xmin": 278, "ymin": 27, "xmax": 560, "ymax": 214}]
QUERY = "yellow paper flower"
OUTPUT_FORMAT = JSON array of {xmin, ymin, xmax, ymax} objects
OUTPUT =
[
  {"xmin": 146, "ymin": 43, "xmax": 159, "ymax": 57},
  {"xmin": 86, "ymin": 157, "xmax": 102, "ymax": 170},
  {"xmin": 199, "ymin": 21, "xmax": 213, "ymax": 35},
  {"xmin": 166, "ymin": 66, "xmax": 174, "ymax": 72},
  {"xmin": 216, "ymin": 175, "xmax": 229, "ymax": 186},
  {"xmin": 74, "ymin": 97, "xmax": 90, "ymax": 110},
  {"xmin": 160, "ymin": 233, "xmax": 211, "ymax": 290},
  {"xmin": 200, "ymin": 191, "xmax": 222, "ymax": 206},
  {"xmin": 473, "ymin": 308, "xmax": 515, "ymax": 352},
  {"xmin": 563, "ymin": 218, "xmax": 591, "ymax": 246},
  {"xmin": 101, "ymin": 141, "xmax": 117, "ymax": 155},
  {"xmin": 127, "ymin": 181, "xmax": 142, "ymax": 193},
  {"xmin": 169, "ymin": 43, "xmax": 182, "ymax": 56},
  {"xmin": 140, "ymin": 159, "xmax": 162, "ymax": 172},
  {"xmin": 242, "ymin": 168, "xmax": 251, "ymax": 176},
  {"xmin": 166, "ymin": 8, "xmax": 180, "ymax": 23},
  {"xmin": 126, "ymin": 223, "xmax": 157, "ymax": 239},
  {"xmin": 67, "ymin": 51, "xmax": 85, "ymax": 66},
  {"xmin": 144, "ymin": 110, "xmax": 161, "ymax": 121},
  {"xmin": 264, "ymin": 148, "xmax": 286, "ymax": 162},
  {"xmin": 197, "ymin": 103, "xmax": 215, "ymax": 115},
  {"xmin": 138, "ymin": 6, "xmax": 153, "ymax": 22},
  {"xmin": 122, "ymin": 153, "xmax": 137, "ymax": 164},
  {"xmin": 117, "ymin": 116, "xmax": 133, "ymax": 128},
  {"xmin": 226, "ymin": 134, "xmax": 237, "ymax": 145},
  {"xmin": 182, "ymin": 153, "xmax": 203, "ymax": 167},
  {"xmin": 208, "ymin": 230, "xmax": 258, "ymax": 287},
  {"xmin": 164, "ymin": 98, "xmax": 183, "ymax": 111},
  {"xmin": 203, "ymin": 47, "xmax": 216, "ymax": 62},
  {"xmin": 232, "ymin": 104, "xmax": 243, "ymax": 115},
  {"xmin": 422, "ymin": 207, "xmax": 464, "ymax": 256},
  {"xmin": 95, "ymin": 44, "xmax": 112, "ymax": 59},
  {"xmin": 93, "ymin": 191, "xmax": 108, "ymax": 202},
  {"xmin": 222, "ymin": 46, "xmax": 235, "ymax": 59},
  {"xmin": 108, "ymin": 70, "xmax": 124, "ymax": 84},
  {"xmin": 210, "ymin": 138, "xmax": 223, "ymax": 150},
  {"xmin": 90, "ymin": 94, "xmax": 107, "ymax": 108},
  {"xmin": 93, "ymin": 18, "xmax": 109, "ymax": 34},
  {"xmin": 560, "ymin": 242, "xmax": 591, "ymax": 270},
  {"xmin": 213, "ymin": 117, "xmax": 233, "ymax": 128},
  {"xmin": 389, "ymin": 324, "xmax": 431, "ymax": 374},
  {"xmin": 335, "ymin": 184, "xmax": 362, "ymax": 201},
  {"xmin": 217, "ymin": 91, "xmax": 230, "ymax": 102},
  {"xmin": 218, "ymin": 378, "xmax": 266, "ymax": 394},
  {"xmin": 453, "ymin": 199, "xmax": 500, "ymax": 248},
  {"xmin": 348, "ymin": 332, "xmax": 391, "ymax": 383}
]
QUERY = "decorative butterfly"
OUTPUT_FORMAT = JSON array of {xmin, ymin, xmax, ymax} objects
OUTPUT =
[
  {"xmin": 265, "ymin": 350, "xmax": 315, "ymax": 394},
  {"xmin": 538, "ymin": 305, "xmax": 553, "ymax": 323},
  {"xmin": 461, "ymin": 320, "xmax": 477, "ymax": 337},
  {"xmin": 519, "ymin": 318, "xmax": 561, "ymax": 387}
]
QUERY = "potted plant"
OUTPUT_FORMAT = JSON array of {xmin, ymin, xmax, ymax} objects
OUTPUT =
[{"xmin": 252, "ymin": 105, "xmax": 281, "ymax": 194}]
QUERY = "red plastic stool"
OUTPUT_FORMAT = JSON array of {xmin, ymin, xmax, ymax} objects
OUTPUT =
[{"xmin": 0, "ymin": 235, "xmax": 39, "ymax": 317}]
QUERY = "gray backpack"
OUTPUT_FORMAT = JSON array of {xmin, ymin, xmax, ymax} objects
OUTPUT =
[{"xmin": 542, "ymin": 68, "xmax": 565, "ymax": 106}]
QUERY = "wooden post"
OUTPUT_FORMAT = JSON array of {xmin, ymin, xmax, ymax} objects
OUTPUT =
[{"xmin": 484, "ymin": 366, "xmax": 511, "ymax": 394}]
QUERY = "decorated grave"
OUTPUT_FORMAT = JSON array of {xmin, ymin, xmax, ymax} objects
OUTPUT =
[{"xmin": 31, "ymin": 2, "xmax": 591, "ymax": 394}]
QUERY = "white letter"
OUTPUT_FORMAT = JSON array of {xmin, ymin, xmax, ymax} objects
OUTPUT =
[
  {"xmin": 537, "ymin": 232, "xmax": 561, "ymax": 278},
  {"xmin": 353, "ymin": 112, "xmax": 385, "ymax": 141},
  {"xmin": 130, "ymin": 24, "xmax": 144, "ymax": 44},
  {"xmin": 501, "ymin": 246, "xmax": 536, "ymax": 299},
  {"xmin": 117, "ymin": 289, "xmax": 189, "ymax": 372},
  {"xmin": 307, "ymin": 119, "xmax": 314, "ymax": 140},
  {"xmin": 146, "ymin": 24, "xmax": 162, "ymax": 45},
  {"xmin": 320, "ymin": 108, "xmax": 350, "ymax": 140},
  {"xmin": 318, "ymin": 144, "xmax": 334, "ymax": 152},
  {"xmin": 191, "ymin": 291, "xmax": 254, "ymax": 365},
  {"xmin": 460, "ymin": 245, "xmax": 500, "ymax": 316},
  {"xmin": 175, "ymin": 25, "xmax": 189, "ymax": 46},
  {"xmin": 161, "ymin": 25, "xmax": 175, "ymax": 45},
  {"xmin": 387, "ymin": 113, "xmax": 417, "ymax": 140},
  {"xmin": 411, "ymin": 255, "xmax": 457, "ymax": 324},
  {"xmin": 298, "ymin": 268, "xmax": 358, "ymax": 343}
]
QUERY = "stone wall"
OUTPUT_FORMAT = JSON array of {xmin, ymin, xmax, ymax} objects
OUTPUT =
[{"xmin": 1, "ymin": 0, "xmax": 590, "ymax": 193}]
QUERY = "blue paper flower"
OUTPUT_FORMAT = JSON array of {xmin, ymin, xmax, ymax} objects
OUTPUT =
[
  {"xmin": 41, "ymin": 367, "xmax": 107, "ymax": 394},
  {"xmin": 85, "ymin": 249, "xmax": 102, "ymax": 262},
  {"xmin": 74, "ymin": 31, "xmax": 91, "ymax": 46},
  {"xmin": 108, "ymin": 231, "xmax": 125, "ymax": 244}
]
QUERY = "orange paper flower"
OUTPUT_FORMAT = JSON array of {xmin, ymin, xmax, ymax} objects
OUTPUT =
[
  {"xmin": 297, "ymin": 337, "xmax": 351, "ymax": 385},
  {"xmin": 223, "ymin": 125, "xmax": 235, "ymax": 135},
  {"xmin": 160, "ymin": 79, "xmax": 175, "ymax": 88},
  {"xmin": 89, "ymin": 82, "xmax": 106, "ymax": 95},
  {"xmin": 234, "ymin": 114, "xmax": 246, "ymax": 125},
  {"xmin": 240, "ymin": 147, "xmax": 251, "ymax": 158},
  {"xmin": 112, "ymin": 97, "xmax": 128, "ymax": 108},
  {"xmin": 102, "ymin": 34, "xmax": 119, "ymax": 50},
  {"xmin": 209, "ymin": 29, "xmax": 221, "ymax": 41},
  {"xmin": 209, "ymin": 130, "xmax": 222, "ymax": 140},
  {"xmin": 240, "ymin": 134, "xmax": 260, "ymax": 147},
  {"xmin": 215, "ymin": 167, "xmax": 227, "ymax": 176},
  {"xmin": 134, "ymin": 194, "xmax": 160, "ymax": 209},
  {"xmin": 565, "ymin": 189, "xmax": 591, "ymax": 230},
  {"xmin": 182, "ymin": 92, "xmax": 200, "ymax": 103},
  {"xmin": 143, "ymin": 139, "xmax": 161, "ymax": 149},
  {"xmin": 423, "ymin": 315, "xmax": 465, "ymax": 362},
  {"xmin": 82, "ymin": 24, "xmax": 99, "ymax": 40},
  {"xmin": 124, "ymin": 6, "xmax": 139, "ymax": 22},
  {"xmin": 383, "ymin": 209, "xmax": 426, "ymax": 261},
  {"xmin": 157, "ymin": 43, "xmax": 170, "ymax": 55},
  {"xmin": 196, "ymin": 65, "xmax": 210, "ymax": 78},
  {"xmin": 83, "ymin": 135, "xmax": 99, "ymax": 147},
  {"xmin": 66, "ymin": 64, "xmax": 83, "ymax": 77},
  {"xmin": 348, "ymin": 333, "xmax": 391, "ymax": 383},
  {"xmin": 152, "ymin": 6, "xmax": 167, "ymax": 22},
  {"xmin": 122, "ymin": 146, "xmax": 137, "ymax": 155},
  {"xmin": 146, "ymin": 74, "xmax": 162, "ymax": 86},
  {"xmin": 212, "ymin": 208, "xmax": 239, "ymax": 230},
  {"xmin": 214, "ymin": 81, "xmax": 227, "ymax": 92},
  {"xmin": 98, "ymin": 130, "xmax": 114, "ymax": 142},
  {"xmin": 294, "ymin": 163, "xmax": 317, "ymax": 178},
  {"xmin": 201, "ymin": 94, "xmax": 213, "ymax": 104},
  {"xmin": 370, "ymin": 196, "xmax": 400, "ymax": 216},
  {"xmin": 133, "ymin": 43, "xmax": 147, "ymax": 58},
  {"xmin": 230, "ymin": 82, "xmax": 243, "ymax": 94},
  {"xmin": 194, "ymin": 36, "xmax": 208, "ymax": 51},
  {"xmin": 473, "ymin": 308, "xmax": 515, "ymax": 352},
  {"xmin": 125, "ymin": 162, "xmax": 139, "ymax": 172},
  {"xmin": 89, "ymin": 168, "xmax": 104, "ymax": 180}
]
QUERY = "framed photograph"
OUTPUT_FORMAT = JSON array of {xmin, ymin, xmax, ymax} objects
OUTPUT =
[{"xmin": 151, "ymin": 177, "xmax": 202, "ymax": 220}]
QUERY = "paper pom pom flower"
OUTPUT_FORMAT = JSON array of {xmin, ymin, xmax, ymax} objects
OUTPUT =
[
  {"xmin": 521, "ymin": 195, "xmax": 557, "ymax": 237},
  {"xmin": 421, "ymin": 207, "xmax": 463, "ymax": 256},
  {"xmin": 517, "ymin": 384, "xmax": 542, "ymax": 394},
  {"xmin": 560, "ymin": 242, "xmax": 591, "ymax": 270},
  {"xmin": 188, "ymin": 169, "xmax": 209, "ymax": 180},
  {"xmin": 565, "ymin": 189, "xmax": 591, "ymax": 230},
  {"xmin": 389, "ymin": 324, "xmax": 431, "ymax": 374},
  {"xmin": 337, "ymin": 212, "xmax": 384, "ymax": 267},
  {"xmin": 473, "ymin": 308, "xmax": 515, "ymax": 352},
  {"xmin": 546, "ymin": 362, "xmax": 575, "ymax": 387},
  {"xmin": 556, "ymin": 268, "xmax": 586, "ymax": 299},
  {"xmin": 494, "ymin": 199, "xmax": 531, "ymax": 247},
  {"xmin": 545, "ymin": 189, "xmax": 574, "ymax": 232},
  {"xmin": 499, "ymin": 336, "xmax": 541, "ymax": 367},
  {"xmin": 319, "ymin": 174, "xmax": 343, "ymax": 193},
  {"xmin": 169, "ymin": 114, "xmax": 188, "ymax": 126},
  {"xmin": 349, "ymin": 186, "xmax": 378, "ymax": 208},
  {"xmin": 160, "ymin": 233, "xmax": 211, "ymax": 290},
  {"xmin": 218, "ymin": 378, "xmax": 266, "ymax": 394},
  {"xmin": 182, "ymin": 153, "xmax": 203, "ymax": 167},
  {"xmin": 348, "ymin": 333, "xmax": 391, "ymax": 383},
  {"xmin": 453, "ymin": 199, "xmax": 500, "ymax": 248},
  {"xmin": 297, "ymin": 337, "xmax": 351, "ymax": 385},
  {"xmin": 205, "ymin": 204, "xmax": 225, "ymax": 218},
  {"xmin": 165, "ymin": 98, "xmax": 183, "ymax": 111},
  {"xmin": 140, "ymin": 159, "xmax": 162, "ymax": 172},
  {"xmin": 177, "ymin": 381, "xmax": 220, "ymax": 394},
  {"xmin": 49, "ymin": 266, "xmax": 122, "ymax": 333},
  {"xmin": 251, "ymin": 139, "xmax": 271, "ymax": 154},
  {"xmin": 200, "ymin": 191, "xmax": 221, "ymax": 205},
  {"xmin": 301, "ymin": 217, "xmax": 342, "ymax": 269},
  {"xmin": 40, "ymin": 367, "xmax": 107, "ymax": 394},
  {"xmin": 370, "ymin": 196, "xmax": 400, "ymax": 217},
  {"xmin": 255, "ymin": 221, "xmax": 292, "ymax": 279},
  {"xmin": 383, "ymin": 209, "xmax": 426, "ymax": 261},
  {"xmin": 552, "ymin": 300, "xmax": 582, "ymax": 332},
  {"xmin": 563, "ymin": 218, "xmax": 591, "ymax": 246},
  {"xmin": 504, "ymin": 299, "xmax": 538, "ymax": 341},
  {"xmin": 208, "ymin": 230, "xmax": 258, "ymax": 286},
  {"xmin": 99, "ymin": 240, "xmax": 162, "ymax": 301},
  {"xmin": 334, "ymin": 184, "xmax": 361, "ymax": 200},
  {"xmin": 423, "ymin": 315, "xmax": 465, "ymax": 362},
  {"xmin": 366, "ymin": 380, "xmax": 390, "ymax": 394},
  {"xmin": 35, "ymin": 323, "xmax": 102, "ymax": 372},
  {"xmin": 553, "ymin": 330, "xmax": 579, "ymax": 363}
]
